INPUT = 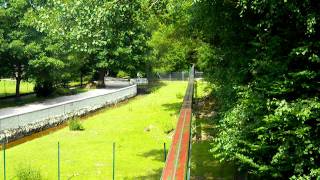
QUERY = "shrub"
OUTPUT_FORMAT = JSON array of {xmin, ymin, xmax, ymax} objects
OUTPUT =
[
  {"xmin": 69, "ymin": 119, "xmax": 84, "ymax": 131},
  {"xmin": 54, "ymin": 87, "xmax": 69, "ymax": 96},
  {"xmin": 117, "ymin": 71, "xmax": 129, "ymax": 78},
  {"xmin": 15, "ymin": 165, "xmax": 42, "ymax": 180},
  {"xmin": 176, "ymin": 92, "xmax": 183, "ymax": 99},
  {"xmin": 34, "ymin": 82, "xmax": 55, "ymax": 97}
]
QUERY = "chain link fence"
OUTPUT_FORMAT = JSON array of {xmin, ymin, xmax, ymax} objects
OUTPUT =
[{"xmin": 155, "ymin": 71, "xmax": 203, "ymax": 81}]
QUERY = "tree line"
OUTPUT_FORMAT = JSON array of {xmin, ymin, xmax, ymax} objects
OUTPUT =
[{"xmin": 0, "ymin": 0, "xmax": 156, "ymax": 96}]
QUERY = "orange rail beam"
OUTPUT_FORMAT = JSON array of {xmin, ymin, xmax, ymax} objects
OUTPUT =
[{"xmin": 161, "ymin": 66, "xmax": 194, "ymax": 180}]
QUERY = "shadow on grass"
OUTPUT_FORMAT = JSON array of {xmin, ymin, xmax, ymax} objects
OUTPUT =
[
  {"xmin": 139, "ymin": 149, "xmax": 166, "ymax": 162},
  {"xmin": 122, "ymin": 149, "xmax": 165, "ymax": 179},
  {"xmin": 191, "ymin": 140, "xmax": 237, "ymax": 180},
  {"xmin": 0, "ymin": 94, "xmax": 43, "ymax": 109},
  {"xmin": 123, "ymin": 168, "xmax": 162, "ymax": 180},
  {"xmin": 161, "ymin": 102, "xmax": 182, "ymax": 116},
  {"xmin": 191, "ymin": 95, "xmax": 248, "ymax": 180},
  {"xmin": 137, "ymin": 81, "xmax": 166, "ymax": 95}
]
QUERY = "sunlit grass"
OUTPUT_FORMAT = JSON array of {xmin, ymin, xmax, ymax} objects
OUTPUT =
[
  {"xmin": 0, "ymin": 79, "xmax": 34, "ymax": 98},
  {"xmin": 0, "ymin": 81, "xmax": 187, "ymax": 179}
]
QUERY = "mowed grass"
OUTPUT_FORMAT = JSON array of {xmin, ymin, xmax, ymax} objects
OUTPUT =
[
  {"xmin": 0, "ymin": 79, "xmax": 34, "ymax": 97},
  {"xmin": 0, "ymin": 81, "xmax": 187, "ymax": 179}
]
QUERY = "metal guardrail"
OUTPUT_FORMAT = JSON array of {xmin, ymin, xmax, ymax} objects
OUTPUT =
[
  {"xmin": 130, "ymin": 78, "xmax": 148, "ymax": 85},
  {"xmin": 161, "ymin": 65, "xmax": 194, "ymax": 180},
  {"xmin": 0, "ymin": 85, "xmax": 137, "ymax": 132},
  {"xmin": 157, "ymin": 71, "xmax": 202, "ymax": 81}
]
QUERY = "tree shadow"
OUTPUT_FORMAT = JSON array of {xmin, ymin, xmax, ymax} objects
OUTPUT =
[
  {"xmin": 123, "ymin": 168, "xmax": 162, "ymax": 180},
  {"xmin": 121, "ymin": 149, "xmax": 165, "ymax": 179},
  {"xmin": 191, "ymin": 140, "xmax": 238, "ymax": 180},
  {"xmin": 161, "ymin": 102, "xmax": 182, "ymax": 115},
  {"xmin": 137, "ymin": 81, "xmax": 166, "ymax": 95},
  {"xmin": 139, "ymin": 148, "xmax": 166, "ymax": 162},
  {"xmin": 191, "ymin": 95, "xmax": 249, "ymax": 180}
]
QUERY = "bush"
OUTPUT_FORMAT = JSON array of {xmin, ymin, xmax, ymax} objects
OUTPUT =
[
  {"xmin": 54, "ymin": 87, "xmax": 69, "ymax": 96},
  {"xmin": 16, "ymin": 165, "xmax": 42, "ymax": 180},
  {"xmin": 176, "ymin": 92, "xmax": 183, "ymax": 99},
  {"xmin": 117, "ymin": 71, "xmax": 129, "ymax": 78},
  {"xmin": 69, "ymin": 119, "xmax": 84, "ymax": 131},
  {"xmin": 34, "ymin": 82, "xmax": 55, "ymax": 97}
]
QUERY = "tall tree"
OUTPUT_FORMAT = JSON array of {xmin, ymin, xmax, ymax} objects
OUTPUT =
[
  {"xmin": 147, "ymin": 0, "xmax": 200, "ymax": 72},
  {"xmin": 32, "ymin": 0, "xmax": 149, "ymax": 87},
  {"xmin": 0, "ymin": 0, "xmax": 42, "ymax": 97}
]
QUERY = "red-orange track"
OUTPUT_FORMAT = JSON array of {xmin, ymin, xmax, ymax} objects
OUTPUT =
[{"xmin": 161, "ymin": 77, "xmax": 194, "ymax": 180}]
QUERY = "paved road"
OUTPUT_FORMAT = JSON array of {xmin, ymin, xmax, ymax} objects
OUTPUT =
[{"xmin": 0, "ymin": 78, "xmax": 132, "ymax": 118}]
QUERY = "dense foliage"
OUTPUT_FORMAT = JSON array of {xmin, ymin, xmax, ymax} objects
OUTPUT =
[
  {"xmin": 30, "ymin": 0, "xmax": 150, "ymax": 87},
  {"xmin": 147, "ymin": 0, "xmax": 199, "ymax": 72},
  {"xmin": 0, "ymin": 0, "xmax": 43, "ymax": 96},
  {"xmin": 191, "ymin": 0, "xmax": 320, "ymax": 179},
  {"xmin": 0, "ymin": 0, "xmax": 151, "ymax": 96}
]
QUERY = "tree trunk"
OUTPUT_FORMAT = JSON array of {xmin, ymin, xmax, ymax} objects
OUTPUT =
[
  {"xmin": 80, "ymin": 73, "xmax": 83, "ymax": 87},
  {"xmin": 97, "ymin": 69, "xmax": 105, "ymax": 88},
  {"xmin": 15, "ymin": 74, "xmax": 21, "ymax": 97}
]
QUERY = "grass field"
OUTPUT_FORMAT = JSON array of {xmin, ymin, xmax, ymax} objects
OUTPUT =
[
  {"xmin": 0, "ymin": 79, "xmax": 34, "ymax": 98},
  {"xmin": 0, "ymin": 81, "xmax": 187, "ymax": 179}
]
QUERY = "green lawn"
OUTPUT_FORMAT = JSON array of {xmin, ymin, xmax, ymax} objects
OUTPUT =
[
  {"xmin": 0, "ymin": 79, "xmax": 34, "ymax": 98},
  {"xmin": 0, "ymin": 81, "xmax": 187, "ymax": 179}
]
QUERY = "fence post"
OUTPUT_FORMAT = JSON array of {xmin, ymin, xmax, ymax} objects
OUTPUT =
[
  {"xmin": 58, "ymin": 142, "xmax": 60, "ymax": 180},
  {"xmin": 169, "ymin": 73, "xmax": 172, "ymax": 81},
  {"xmin": 163, "ymin": 143, "xmax": 167, "ymax": 162},
  {"xmin": 3, "ymin": 142, "xmax": 6, "ymax": 180},
  {"xmin": 113, "ymin": 142, "xmax": 115, "ymax": 180}
]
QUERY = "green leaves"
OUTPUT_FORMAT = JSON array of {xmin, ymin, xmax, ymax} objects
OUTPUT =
[
  {"xmin": 191, "ymin": 0, "xmax": 320, "ymax": 178},
  {"xmin": 29, "ymin": 55, "xmax": 65, "ymax": 84}
]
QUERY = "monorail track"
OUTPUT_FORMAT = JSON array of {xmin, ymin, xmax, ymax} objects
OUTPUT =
[{"xmin": 161, "ymin": 65, "xmax": 194, "ymax": 180}]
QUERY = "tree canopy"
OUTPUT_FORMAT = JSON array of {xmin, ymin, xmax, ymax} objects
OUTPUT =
[
  {"xmin": 190, "ymin": 0, "xmax": 320, "ymax": 179},
  {"xmin": 0, "ymin": 0, "xmax": 152, "ymax": 95}
]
